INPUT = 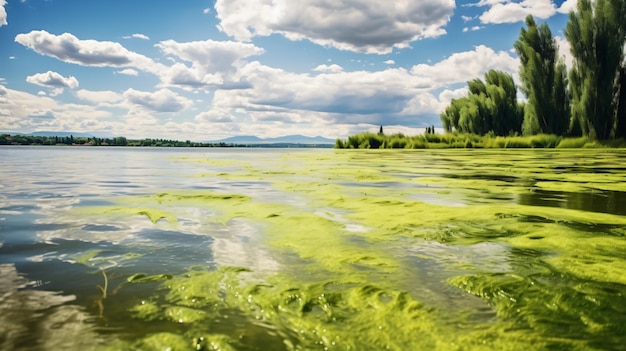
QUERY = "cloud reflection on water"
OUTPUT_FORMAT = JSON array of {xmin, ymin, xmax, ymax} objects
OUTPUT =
[{"xmin": 0, "ymin": 263, "xmax": 106, "ymax": 350}]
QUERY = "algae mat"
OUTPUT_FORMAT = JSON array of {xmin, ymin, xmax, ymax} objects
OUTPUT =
[{"xmin": 1, "ymin": 147, "xmax": 626, "ymax": 350}]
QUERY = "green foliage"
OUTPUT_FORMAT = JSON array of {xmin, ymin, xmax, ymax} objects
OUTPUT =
[
  {"xmin": 435, "ymin": 3, "xmax": 625, "ymax": 142},
  {"xmin": 565, "ymin": 0, "xmax": 626, "ymax": 139},
  {"xmin": 440, "ymin": 70, "xmax": 523, "ymax": 135},
  {"xmin": 483, "ymin": 134, "xmax": 561, "ymax": 148},
  {"xmin": 345, "ymin": 132, "xmax": 386, "ymax": 149},
  {"xmin": 334, "ymin": 131, "xmax": 626, "ymax": 149},
  {"xmin": 556, "ymin": 136, "xmax": 590, "ymax": 148},
  {"xmin": 615, "ymin": 67, "xmax": 626, "ymax": 138},
  {"xmin": 515, "ymin": 15, "xmax": 571, "ymax": 136},
  {"xmin": 556, "ymin": 136, "xmax": 626, "ymax": 148}
]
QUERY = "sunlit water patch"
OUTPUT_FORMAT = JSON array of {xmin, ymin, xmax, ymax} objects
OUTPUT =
[{"xmin": 1, "ymin": 147, "xmax": 625, "ymax": 350}]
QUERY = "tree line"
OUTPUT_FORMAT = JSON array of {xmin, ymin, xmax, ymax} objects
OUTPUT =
[
  {"xmin": 0, "ymin": 134, "xmax": 237, "ymax": 147},
  {"xmin": 441, "ymin": 0, "xmax": 625, "ymax": 140}
]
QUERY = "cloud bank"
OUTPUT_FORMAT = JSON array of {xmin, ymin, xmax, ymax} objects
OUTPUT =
[{"xmin": 215, "ymin": 0, "xmax": 456, "ymax": 53}]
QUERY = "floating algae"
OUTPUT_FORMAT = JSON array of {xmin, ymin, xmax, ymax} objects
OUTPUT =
[{"xmin": 54, "ymin": 149, "xmax": 626, "ymax": 350}]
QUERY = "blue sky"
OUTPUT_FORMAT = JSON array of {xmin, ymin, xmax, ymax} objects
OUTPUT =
[{"xmin": 0, "ymin": 0, "xmax": 576, "ymax": 140}]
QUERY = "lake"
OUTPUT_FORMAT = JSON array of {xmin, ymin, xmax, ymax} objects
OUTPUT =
[{"xmin": 1, "ymin": 146, "xmax": 626, "ymax": 350}]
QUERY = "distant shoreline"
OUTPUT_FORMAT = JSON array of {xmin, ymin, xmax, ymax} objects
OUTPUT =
[
  {"xmin": 0, "ymin": 143, "xmax": 334, "ymax": 149},
  {"xmin": 0, "ymin": 134, "xmax": 333, "ymax": 148}
]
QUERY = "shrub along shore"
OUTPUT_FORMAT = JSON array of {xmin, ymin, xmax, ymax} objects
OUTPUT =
[{"xmin": 334, "ymin": 132, "xmax": 626, "ymax": 149}]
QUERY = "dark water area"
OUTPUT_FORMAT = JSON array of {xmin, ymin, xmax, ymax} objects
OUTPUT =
[
  {"xmin": 1, "ymin": 146, "xmax": 626, "ymax": 350},
  {"xmin": 519, "ymin": 188, "xmax": 626, "ymax": 216}
]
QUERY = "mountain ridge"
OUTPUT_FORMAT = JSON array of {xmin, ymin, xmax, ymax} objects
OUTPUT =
[{"xmin": 210, "ymin": 134, "xmax": 335, "ymax": 144}]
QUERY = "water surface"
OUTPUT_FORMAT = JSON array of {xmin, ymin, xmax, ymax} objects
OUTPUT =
[{"xmin": 1, "ymin": 147, "xmax": 625, "ymax": 350}]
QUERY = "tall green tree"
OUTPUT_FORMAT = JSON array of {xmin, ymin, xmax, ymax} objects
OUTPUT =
[
  {"xmin": 514, "ymin": 15, "xmax": 570, "ymax": 135},
  {"xmin": 565, "ymin": 0, "xmax": 626, "ymax": 139},
  {"xmin": 441, "ymin": 70, "xmax": 522, "ymax": 135},
  {"xmin": 615, "ymin": 67, "xmax": 626, "ymax": 138}
]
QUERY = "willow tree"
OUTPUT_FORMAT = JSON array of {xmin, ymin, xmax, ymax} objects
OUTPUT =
[
  {"xmin": 440, "ymin": 70, "xmax": 523, "ymax": 135},
  {"xmin": 565, "ymin": 0, "xmax": 626, "ymax": 139},
  {"xmin": 514, "ymin": 15, "xmax": 570, "ymax": 136}
]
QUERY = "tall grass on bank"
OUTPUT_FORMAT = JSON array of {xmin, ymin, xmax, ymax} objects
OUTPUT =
[{"xmin": 335, "ymin": 132, "xmax": 626, "ymax": 149}]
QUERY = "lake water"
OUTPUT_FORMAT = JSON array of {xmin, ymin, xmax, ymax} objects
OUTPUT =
[{"xmin": 1, "ymin": 146, "xmax": 626, "ymax": 350}]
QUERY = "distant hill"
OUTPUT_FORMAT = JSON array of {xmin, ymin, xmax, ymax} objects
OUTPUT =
[
  {"xmin": 212, "ymin": 135, "xmax": 335, "ymax": 145},
  {"xmin": 30, "ymin": 131, "xmax": 97, "ymax": 138},
  {"xmin": 217, "ymin": 135, "xmax": 263, "ymax": 143}
]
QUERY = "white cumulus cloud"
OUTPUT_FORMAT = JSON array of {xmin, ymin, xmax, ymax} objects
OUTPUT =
[
  {"xmin": 313, "ymin": 64, "xmax": 344, "ymax": 73},
  {"xmin": 117, "ymin": 68, "xmax": 139, "ymax": 76},
  {"xmin": 15, "ymin": 30, "xmax": 162, "ymax": 73},
  {"xmin": 26, "ymin": 71, "xmax": 79, "ymax": 89},
  {"xmin": 410, "ymin": 45, "xmax": 519, "ymax": 86},
  {"xmin": 123, "ymin": 88, "xmax": 193, "ymax": 112},
  {"xmin": 214, "ymin": 0, "xmax": 456, "ymax": 54},
  {"xmin": 0, "ymin": 0, "xmax": 7, "ymax": 27},
  {"xmin": 237, "ymin": 62, "xmax": 416, "ymax": 115},
  {"xmin": 155, "ymin": 39, "xmax": 264, "ymax": 89},
  {"xmin": 123, "ymin": 33, "xmax": 150, "ymax": 40},
  {"xmin": 463, "ymin": 26, "xmax": 483, "ymax": 32},
  {"xmin": 195, "ymin": 108, "xmax": 236, "ymax": 123},
  {"xmin": 156, "ymin": 39, "xmax": 264, "ymax": 71},
  {"xmin": 557, "ymin": 0, "xmax": 578, "ymax": 13},
  {"xmin": 475, "ymin": 0, "xmax": 557, "ymax": 24},
  {"xmin": 76, "ymin": 89, "xmax": 123, "ymax": 104},
  {"xmin": 26, "ymin": 71, "xmax": 79, "ymax": 96},
  {"xmin": 155, "ymin": 40, "xmax": 264, "ymax": 89}
]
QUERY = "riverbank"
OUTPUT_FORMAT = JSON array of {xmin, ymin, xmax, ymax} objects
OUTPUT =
[{"xmin": 335, "ymin": 132, "xmax": 626, "ymax": 149}]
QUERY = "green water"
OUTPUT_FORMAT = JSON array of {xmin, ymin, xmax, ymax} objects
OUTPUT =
[{"xmin": 1, "ymin": 147, "xmax": 625, "ymax": 350}]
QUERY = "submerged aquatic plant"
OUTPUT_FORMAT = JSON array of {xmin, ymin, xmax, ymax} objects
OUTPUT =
[{"xmin": 95, "ymin": 268, "xmax": 108, "ymax": 317}]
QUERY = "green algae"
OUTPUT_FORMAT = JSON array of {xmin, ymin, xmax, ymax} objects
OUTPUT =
[
  {"xmin": 165, "ymin": 306, "xmax": 208, "ymax": 323},
  {"xmin": 129, "ymin": 300, "xmax": 161, "ymax": 321},
  {"xmin": 133, "ymin": 267, "xmax": 448, "ymax": 350},
  {"xmin": 127, "ymin": 273, "xmax": 173, "ymax": 283},
  {"xmin": 128, "ymin": 332, "xmax": 238, "ymax": 351},
  {"xmin": 129, "ymin": 332, "xmax": 191, "ymax": 350},
  {"xmin": 449, "ymin": 269, "xmax": 626, "ymax": 350},
  {"xmin": 67, "ymin": 149, "xmax": 626, "ymax": 350},
  {"xmin": 102, "ymin": 190, "xmax": 400, "ymax": 274}
]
